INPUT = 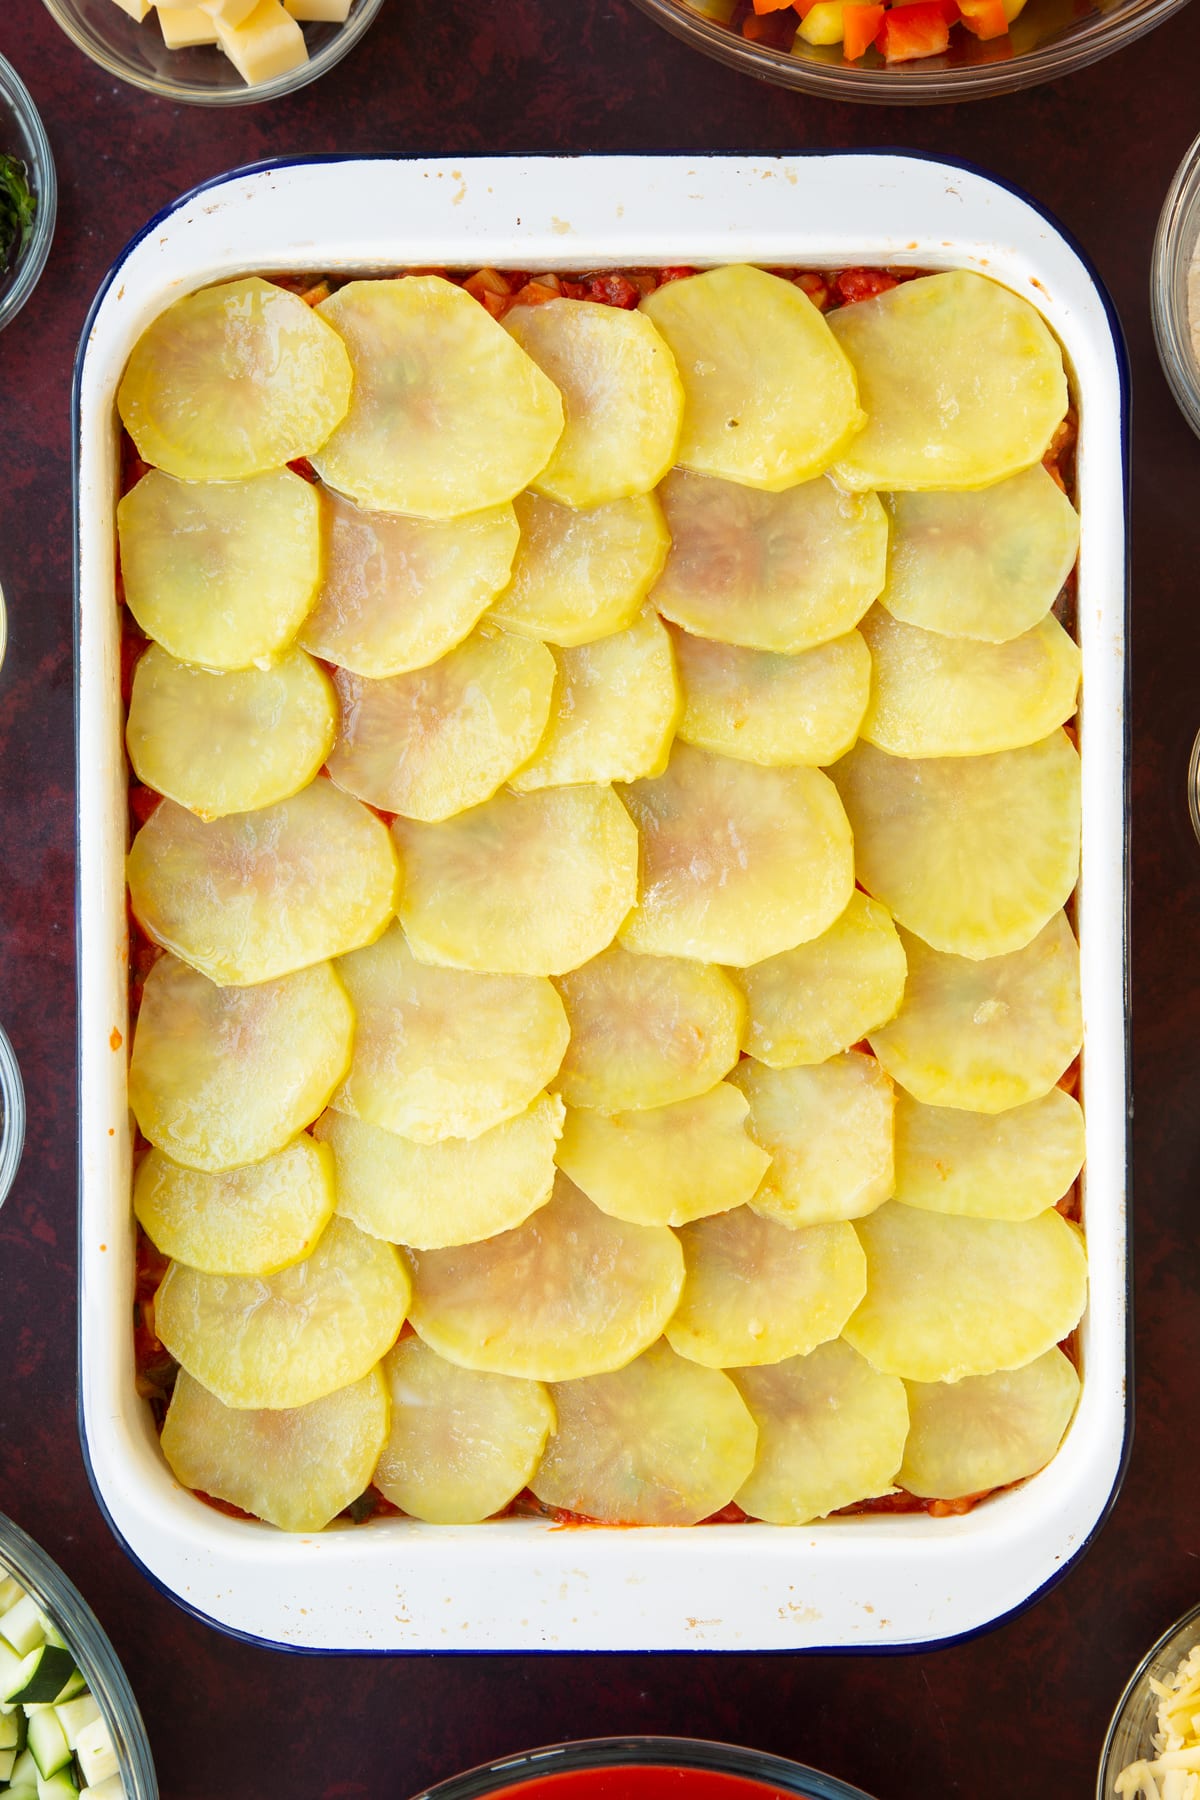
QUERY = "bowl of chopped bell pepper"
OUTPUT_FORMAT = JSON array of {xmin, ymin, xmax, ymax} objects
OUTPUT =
[{"xmin": 0, "ymin": 56, "xmax": 55, "ymax": 332}]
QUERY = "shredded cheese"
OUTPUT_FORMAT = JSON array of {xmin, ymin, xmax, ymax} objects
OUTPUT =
[{"xmin": 1117, "ymin": 1645, "xmax": 1200, "ymax": 1800}]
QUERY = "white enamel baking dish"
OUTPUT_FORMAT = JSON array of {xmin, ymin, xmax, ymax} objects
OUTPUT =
[{"xmin": 75, "ymin": 153, "xmax": 1129, "ymax": 1653}]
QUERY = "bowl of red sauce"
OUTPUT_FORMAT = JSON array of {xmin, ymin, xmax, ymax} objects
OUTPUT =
[{"xmin": 409, "ymin": 1738, "xmax": 878, "ymax": 1800}]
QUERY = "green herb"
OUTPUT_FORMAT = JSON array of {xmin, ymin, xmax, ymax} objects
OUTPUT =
[{"xmin": 0, "ymin": 154, "xmax": 36, "ymax": 277}]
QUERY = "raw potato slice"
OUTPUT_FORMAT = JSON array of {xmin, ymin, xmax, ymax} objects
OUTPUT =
[
  {"xmin": 829, "ymin": 271, "xmax": 1069, "ymax": 492},
  {"xmin": 553, "ymin": 942, "xmax": 744, "ymax": 1113},
  {"xmin": 843, "ymin": 1201, "xmax": 1087, "ymax": 1383},
  {"xmin": 489, "ymin": 490, "xmax": 669, "ymax": 646},
  {"xmin": 128, "ymin": 955, "xmax": 353, "ymax": 1173},
  {"xmin": 868, "ymin": 916, "xmax": 1082, "ymax": 1114},
  {"xmin": 667, "ymin": 1210, "xmax": 867, "ymax": 1369},
  {"xmin": 133, "ymin": 1136, "xmax": 335, "ymax": 1275},
  {"xmin": 879, "ymin": 467, "xmax": 1081, "ymax": 643},
  {"xmin": 395, "ymin": 784, "xmax": 638, "ymax": 977},
  {"xmin": 858, "ymin": 606, "xmax": 1081, "ymax": 758},
  {"xmin": 894, "ymin": 1088, "xmax": 1085, "ymax": 1221},
  {"xmin": 732, "ymin": 1339, "xmax": 909, "ymax": 1525},
  {"xmin": 126, "ymin": 643, "xmax": 336, "ymax": 821},
  {"xmin": 555, "ymin": 1083, "xmax": 770, "ymax": 1228},
  {"xmin": 732, "ymin": 1053, "xmax": 895, "ymax": 1227},
  {"xmin": 374, "ymin": 1337, "xmax": 554, "ymax": 1523},
  {"xmin": 671, "ymin": 626, "xmax": 870, "ymax": 767},
  {"xmin": 155, "ymin": 1214, "xmax": 410, "ymax": 1409},
  {"xmin": 312, "ymin": 277, "xmax": 563, "ymax": 518},
  {"xmin": 314, "ymin": 1097, "xmax": 564, "ymax": 1250},
  {"xmin": 331, "ymin": 925, "xmax": 568, "ymax": 1142},
  {"xmin": 161, "ymin": 1367, "xmax": 390, "ymax": 1533},
  {"xmin": 618, "ymin": 743, "xmax": 854, "ymax": 966},
  {"xmin": 530, "ymin": 1339, "xmax": 757, "ymax": 1526},
  {"xmin": 830, "ymin": 732, "xmax": 1081, "ymax": 960},
  {"xmin": 118, "ymin": 468, "xmax": 321, "ymax": 671},
  {"xmin": 299, "ymin": 489, "xmax": 519, "ymax": 679},
  {"xmin": 128, "ymin": 781, "xmax": 400, "ymax": 987},
  {"xmin": 118, "ymin": 276, "xmax": 352, "ymax": 481},
  {"xmin": 505, "ymin": 299, "xmax": 684, "ymax": 507},
  {"xmin": 639, "ymin": 264, "xmax": 864, "ymax": 489},
  {"xmin": 651, "ymin": 470, "xmax": 888, "ymax": 655},
  {"xmin": 733, "ymin": 890, "xmax": 907, "ymax": 1068},
  {"xmin": 405, "ymin": 1174, "xmax": 684, "ymax": 1381},
  {"xmin": 510, "ymin": 607, "xmax": 680, "ymax": 792},
  {"xmin": 326, "ymin": 627, "xmax": 556, "ymax": 821},
  {"xmin": 897, "ymin": 1349, "xmax": 1081, "ymax": 1499}
]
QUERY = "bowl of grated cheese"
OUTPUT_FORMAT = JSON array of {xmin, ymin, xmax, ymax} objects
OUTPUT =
[{"xmin": 1099, "ymin": 1604, "xmax": 1200, "ymax": 1799}]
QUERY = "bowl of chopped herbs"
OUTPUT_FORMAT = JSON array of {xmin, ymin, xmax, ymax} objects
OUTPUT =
[{"xmin": 0, "ymin": 56, "xmax": 55, "ymax": 334}]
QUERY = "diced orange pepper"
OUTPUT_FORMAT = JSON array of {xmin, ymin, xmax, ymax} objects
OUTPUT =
[
  {"xmin": 877, "ymin": 0, "xmax": 950, "ymax": 59},
  {"xmin": 841, "ymin": 3, "xmax": 884, "ymax": 58},
  {"xmin": 752, "ymin": 0, "xmax": 794, "ymax": 11}
]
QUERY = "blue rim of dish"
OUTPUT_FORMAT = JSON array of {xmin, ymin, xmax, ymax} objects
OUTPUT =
[
  {"xmin": 0, "ymin": 53, "xmax": 58, "ymax": 332},
  {"xmin": 410, "ymin": 1736, "xmax": 877, "ymax": 1799},
  {"xmin": 72, "ymin": 150, "xmax": 1133, "ymax": 1659},
  {"xmin": 0, "ymin": 1023, "xmax": 25, "ymax": 1209}
]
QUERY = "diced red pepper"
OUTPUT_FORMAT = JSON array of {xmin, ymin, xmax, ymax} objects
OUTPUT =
[
  {"xmin": 878, "ymin": 0, "xmax": 950, "ymax": 59},
  {"xmin": 956, "ymin": 0, "xmax": 1009, "ymax": 35},
  {"xmin": 585, "ymin": 273, "xmax": 641, "ymax": 310},
  {"xmin": 836, "ymin": 267, "xmax": 899, "ymax": 305},
  {"xmin": 841, "ymin": 2, "xmax": 885, "ymax": 56}
]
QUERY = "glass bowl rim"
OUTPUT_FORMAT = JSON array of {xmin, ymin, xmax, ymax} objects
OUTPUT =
[
  {"xmin": 1151, "ymin": 126, "xmax": 1200, "ymax": 441},
  {"xmin": 0, "ymin": 1021, "xmax": 24, "ymax": 1208},
  {"xmin": 1096, "ymin": 1600, "xmax": 1200, "ymax": 1798},
  {"xmin": 0, "ymin": 53, "xmax": 57, "ymax": 331}
]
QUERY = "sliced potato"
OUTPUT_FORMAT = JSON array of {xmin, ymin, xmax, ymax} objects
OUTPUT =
[
  {"xmin": 133, "ymin": 1136, "xmax": 335, "ymax": 1275},
  {"xmin": 671, "ymin": 626, "xmax": 870, "ymax": 767},
  {"xmin": 732, "ymin": 1053, "xmax": 895, "ymax": 1228},
  {"xmin": 898, "ymin": 1348, "xmax": 1081, "ymax": 1498},
  {"xmin": 489, "ymin": 490, "xmax": 669, "ymax": 646},
  {"xmin": 894, "ymin": 1087, "xmax": 1084, "ymax": 1221}
]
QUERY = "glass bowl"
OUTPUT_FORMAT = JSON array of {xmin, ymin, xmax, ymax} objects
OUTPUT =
[
  {"xmin": 39, "ymin": 0, "xmax": 386, "ymax": 105},
  {"xmin": 410, "ymin": 1738, "xmax": 878, "ymax": 1800},
  {"xmin": 0, "ymin": 55, "xmax": 56, "ymax": 332},
  {"xmin": 1152, "ymin": 128, "xmax": 1200, "ymax": 441},
  {"xmin": 0, "ymin": 1025, "xmax": 24, "ymax": 1209},
  {"xmin": 1096, "ymin": 1602, "xmax": 1200, "ymax": 1798}
]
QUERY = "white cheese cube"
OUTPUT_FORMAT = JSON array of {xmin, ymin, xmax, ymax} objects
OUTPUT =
[
  {"xmin": 213, "ymin": 0, "xmax": 309, "ymax": 81},
  {"xmin": 157, "ymin": 4, "xmax": 220, "ymax": 43},
  {"xmin": 283, "ymin": 0, "xmax": 352, "ymax": 18},
  {"xmin": 111, "ymin": 0, "xmax": 153, "ymax": 20},
  {"xmin": 197, "ymin": 0, "xmax": 259, "ymax": 24},
  {"xmin": 74, "ymin": 1715, "xmax": 119, "ymax": 1789}
]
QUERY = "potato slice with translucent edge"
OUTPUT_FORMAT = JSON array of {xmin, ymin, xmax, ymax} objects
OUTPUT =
[
  {"xmin": 898, "ymin": 1349, "xmax": 1080, "ymax": 1499},
  {"xmin": 830, "ymin": 732, "xmax": 1080, "ymax": 960},
  {"xmin": 894, "ymin": 1088, "xmax": 1084, "ymax": 1222},
  {"xmin": 531, "ymin": 1339, "xmax": 756, "ymax": 1525},
  {"xmin": 510, "ymin": 608, "xmax": 680, "ymax": 792},
  {"xmin": 671, "ymin": 626, "xmax": 869, "ymax": 768},
  {"xmin": 880, "ymin": 467, "xmax": 1081, "ymax": 643},
  {"xmin": 406, "ymin": 1174, "xmax": 683, "ymax": 1381},
  {"xmin": 843, "ymin": 1201, "xmax": 1087, "ymax": 1383},
  {"xmin": 639, "ymin": 264, "xmax": 864, "ymax": 489},
  {"xmin": 505, "ymin": 299, "xmax": 683, "ymax": 508},
  {"xmin": 651, "ymin": 470, "xmax": 888, "ymax": 655},
  {"xmin": 161, "ymin": 1366, "xmax": 390, "ymax": 1533},
  {"xmin": 618, "ymin": 743, "xmax": 853, "ymax": 966},
  {"xmin": 134, "ymin": 1136, "xmax": 335, "ymax": 1275},
  {"xmin": 374, "ymin": 1337, "xmax": 554, "ymax": 1523},
  {"xmin": 732, "ymin": 1339, "xmax": 909, "ymax": 1525},
  {"xmin": 868, "ymin": 917, "xmax": 1082, "ymax": 1114},
  {"xmin": 313, "ymin": 277, "xmax": 563, "ymax": 518},
  {"xmin": 733, "ymin": 890, "xmax": 907, "ymax": 1069},
  {"xmin": 118, "ymin": 277, "xmax": 353, "ymax": 481},
  {"xmin": 829, "ymin": 271, "xmax": 1069, "ymax": 492},
  {"xmin": 326, "ymin": 628, "xmax": 556, "ymax": 822},
  {"xmin": 156, "ymin": 1215, "xmax": 410, "ymax": 1409},
  {"xmin": 732, "ymin": 1053, "xmax": 894, "ymax": 1228},
  {"xmin": 556, "ymin": 1084, "xmax": 769, "ymax": 1229},
  {"xmin": 126, "ymin": 643, "xmax": 336, "ymax": 822},
  {"xmin": 118, "ymin": 469, "xmax": 321, "ymax": 671},
  {"xmin": 859, "ymin": 607, "xmax": 1081, "ymax": 759},
  {"xmin": 553, "ymin": 942, "xmax": 744, "ymax": 1113},
  {"xmin": 331, "ymin": 925, "xmax": 568, "ymax": 1143},
  {"xmin": 489, "ymin": 490, "xmax": 669, "ymax": 647},
  {"xmin": 129, "ymin": 956, "xmax": 353, "ymax": 1173},
  {"xmin": 315, "ymin": 1097, "xmax": 564, "ymax": 1251},
  {"xmin": 128, "ymin": 782, "xmax": 400, "ymax": 987},
  {"xmin": 395, "ymin": 784, "xmax": 638, "ymax": 977}
]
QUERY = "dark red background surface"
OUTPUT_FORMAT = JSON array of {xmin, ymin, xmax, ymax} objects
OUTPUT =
[{"xmin": 0, "ymin": 4, "xmax": 1193, "ymax": 1797}]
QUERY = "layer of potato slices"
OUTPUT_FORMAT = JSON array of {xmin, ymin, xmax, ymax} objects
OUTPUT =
[
  {"xmin": 505, "ymin": 298, "xmax": 683, "ymax": 507},
  {"xmin": 732, "ymin": 1339, "xmax": 909, "ymax": 1525},
  {"xmin": 667, "ymin": 1210, "xmax": 867, "ymax": 1369},
  {"xmin": 489, "ymin": 490, "xmax": 669, "ymax": 646},
  {"xmin": 671, "ymin": 626, "xmax": 870, "ymax": 768},
  {"xmin": 128, "ymin": 781, "xmax": 400, "ymax": 987},
  {"xmin": 327, "ymin": 626, "xmax": 556, "ymax": 821},
  {"xmin": 831, "ymin": 732, "xmax": 1080, "ymax": 961},
  {"xmin": 732, "ymin": 1052, "xmax": 895, "ymax": 1228},
  {"xmin": 134, "ymin": 1135, "xmax": 335, "ymax": 1275},
  {"xmin": 868, "ymin": 915, "xmax": 1082, "ymax": 1114},
  {"xmin": 395, "ymin": 784, "xmax": 638, "ymax": 976},
  {"xmin": 829, "ymin": 271, "xmax": 1069, "ymax": 492},
  {"xmin": 556, "ymin": 1082, "xmax": 770, "ymax": 1228},
  {"xmin": 530, "ymin": 1338, "xmax": 757, "ymax": 1526},
  {"xmin": 128, "ymin": 955, "xmax": 353, "ymax": 1173},
  {"xmin": 374, "ymin": 1337, "xmax": 555, "ymax": 1523},
  {"xmin": 893, "ymin": 1087, "xmax": 1085, "ymax": 1221},
  {"xmin": 313, "ymin": 277, "xmax": 563, "ymax": 518},
  {"xmin": 897, "ymin": 1348, "xmax": 1081, "ymax": 1500},
  {"xmin": 155, "ymin": 1214, "xmax": 410, "ymax": 1410},
  {"xmin": 161, "ymin": 1366, "xmax": 390, "ymax": 1533},
  {"xmin": 843, "ymin": 1201, "xmax": 1087, "ymax": 1383},
  {"xmin": 331, "ymin": 925, "xmax": 568, "ymax": 1142},
  {"xmin": 405, "ymin": 1174, "xmax": 683, "ymax": 1381},
  {"xmin": 639, "ymin": 264, "xmax": 864, "ymax": 489},
  {"xmin": 651, "ymin": 470, "xmax": 888, "ymax": 655},
  {"xmin": 118, "ymin": 468, "xmax": 321, "ymax": 671},
  {"xmin": 118, "ymin": 276, "xmax": 353, "ymax": 481},
  {"xmin": 618, "ymin": 742, "xmax": 853, "ymax": 966}
]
